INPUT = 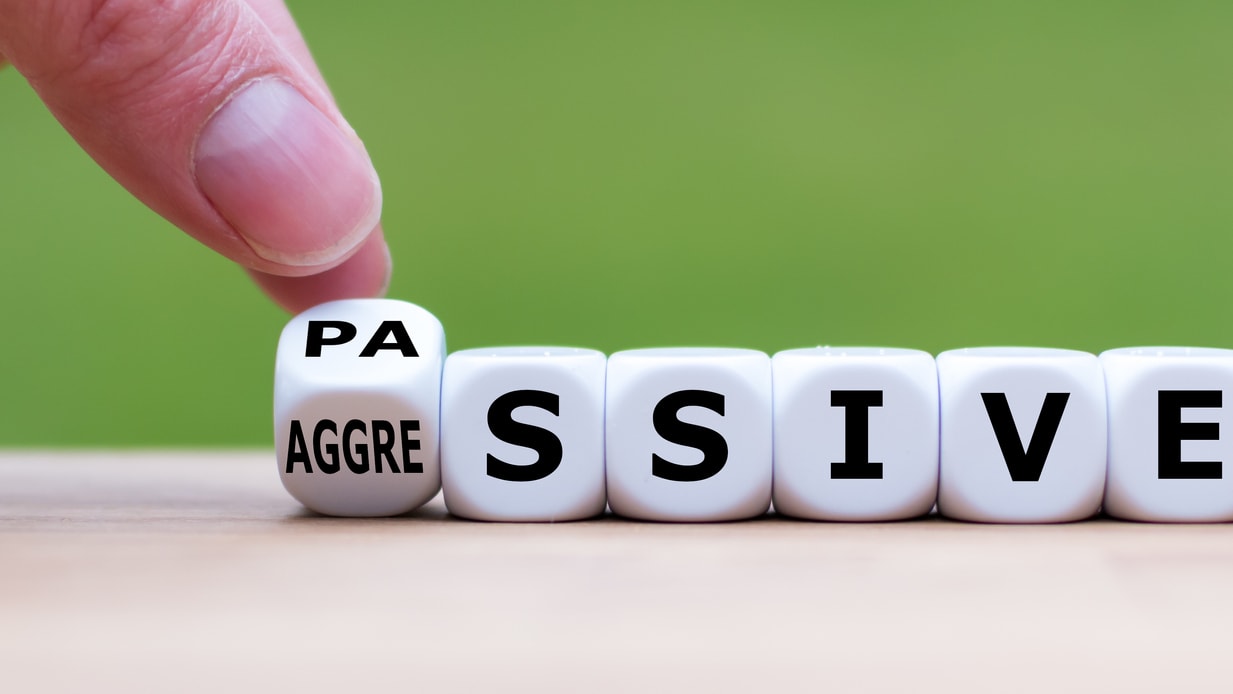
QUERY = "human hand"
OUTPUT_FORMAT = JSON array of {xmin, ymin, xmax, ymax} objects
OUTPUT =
[{"xmin": 0, "ymin": 0, "xmax": 389, "ymax": 313}]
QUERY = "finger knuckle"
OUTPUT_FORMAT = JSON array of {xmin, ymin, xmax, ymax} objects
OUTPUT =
[{"xmin": 38, "ymin": 0, "xmax": 241, "ymax": 102}]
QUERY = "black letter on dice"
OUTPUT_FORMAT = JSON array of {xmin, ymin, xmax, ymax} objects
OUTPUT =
[
  {"xmin": 285, "ymin": 420, "xmax": 313, "ymax": 473},
  {"xmin": 371, "ymin": 420, "xmax": 401, "ymax": 473},
  {"xmin": 486, "ymin": 390, "xmax": 564, "ymax": 482},
  {"xmin": 1158, "ymin": 390, "xmax": 1222, "ymax": 480},
  {"xmin": 305, "ymin": 321, "xmax": 357, "ymax": 357},
  {"xmin": 830, "ymin": 390, "xmax": 884, "ymax": 480},
  {"xmin": 313, "ymin": 419, "xmax": 341, "ymax": 474},
  {"xmin": 652, "ymin": 390, "xmax": 728, "ymax": 482},
  {"xmin": 981, "ymin": 392, "xmax": 1069, "ymax": 482},
  {"xmin": 342, "ymin": 419, "xmax": 371, "ymax": 474},
  {"xmin": 400, "ymin": 420, "xmax": 424, "ymax": 473},
  {"xmin": 359, "ymin": 321, "xmax": 420, "ymax": 357}
]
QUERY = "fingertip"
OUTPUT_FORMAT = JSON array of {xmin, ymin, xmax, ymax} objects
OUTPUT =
[
  {"xmin": 3, "ymin": 0, "xmax": 383, "ymax": 276},
  {"xmin": 249, "ymin": 229, "xmax": 391, "ymax": 314}
]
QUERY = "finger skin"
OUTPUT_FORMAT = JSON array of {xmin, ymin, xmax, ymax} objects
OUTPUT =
[
  {"xmin": 0, "ymin": 0, "xmax": 391, "ymax": 311},
  {"xmin": 249, "ymin": 226, "xmax": 391, "ymax": 314},
  {"xmin": 243, "ymin": 0, "xmax": 331, "ymax": 94}
]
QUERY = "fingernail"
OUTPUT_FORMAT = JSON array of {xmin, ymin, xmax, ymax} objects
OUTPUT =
[{"xmin": 194, "ymin": 79, "xmax": 381, "ymax": 267}]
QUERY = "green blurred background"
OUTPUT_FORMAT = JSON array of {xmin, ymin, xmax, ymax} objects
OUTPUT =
[{"xmin": 2, "ymin": 1, "xmax": 1232, "ymax": 446}]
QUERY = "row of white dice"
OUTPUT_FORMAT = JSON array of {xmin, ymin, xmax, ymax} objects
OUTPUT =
[{"xmin": 274, "ymin": 299, "xmax": 1233, "ymax": 523}]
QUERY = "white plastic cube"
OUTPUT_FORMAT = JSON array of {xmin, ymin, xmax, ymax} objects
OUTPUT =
[
  {"xmin": 274, "ymin": 299, "xmax": 445, "ymax": 517},
  {"xmin": 606, "ymin": 348, "xmax": 772, "ymax": 521},
  {"xmin": 772, "ymin": 347, "xmax": 939, "ymax": 521},
  {"xmin": 441, "ymin": 347, "xmax": 607, "ymax": 521},
  {"xmin": 937, "ymin": 347, "xmax": 1106, "ymax": 523},
  {"xmin": 1102, "ymin": 347, "xmax": 1233, "ymax": 522}
]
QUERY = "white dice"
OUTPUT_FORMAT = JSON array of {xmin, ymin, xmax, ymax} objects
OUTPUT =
[
  {"xmin": 772, "ymin": 348, "xmax": 939, "ymax": 521},
  {"xmin": 1102, "ymin": 347, "xmax": 1233, "ymax": 522},
  {"xmin": 605, "ymin": 348, "xmax": 772, "ymax": 521},
  {"xmin": 274, "ymin": 299, "xmax": 445, "ymax": 517},
  {"xmin": 937, "ymin": 348, "xmax": 1106, "ymax": 523},
  {"xmin": 441, "ymin": 347, "xmax": 607, "ymax": 521},
  {"xmin": 272, "ymin": 301, "xmax": 1233, "ymax": 525}
]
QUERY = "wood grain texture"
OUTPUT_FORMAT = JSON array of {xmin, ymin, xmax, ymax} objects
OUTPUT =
[{"xmin": 1, "ymin": 451, "xmax": 1231, "ymax": 693}]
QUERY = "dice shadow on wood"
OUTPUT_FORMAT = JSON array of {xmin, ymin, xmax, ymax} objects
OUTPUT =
[{"xmin": 279, "ymin": 499, "xmax": 452, "ymax": 523}]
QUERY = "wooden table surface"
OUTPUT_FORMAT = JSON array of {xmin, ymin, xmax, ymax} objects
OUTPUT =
[{"xmin": 2, "ymin": 451, "xmax": 1232, "ymax": 693}]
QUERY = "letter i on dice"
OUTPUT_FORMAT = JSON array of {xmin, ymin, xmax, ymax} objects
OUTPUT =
[
  {"xmin": 274, "ymin": 299, "xmax": 445, "ymax": 517},
  {"xmin": 772, "ymin": 348, "xmax": 939, "ymax": 521}
]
